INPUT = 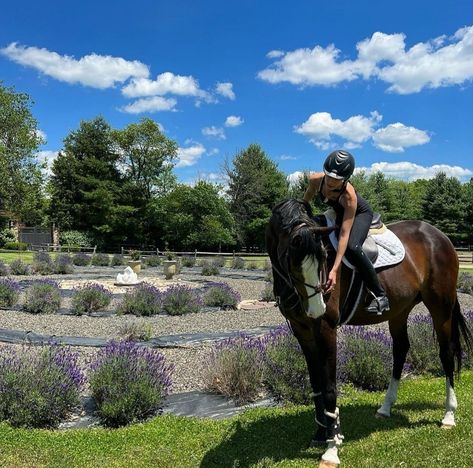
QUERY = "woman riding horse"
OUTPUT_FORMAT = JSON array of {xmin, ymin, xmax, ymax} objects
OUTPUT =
[{"xmin": 303, "ymin": 149, "xmax": 389, "ymax": 315}]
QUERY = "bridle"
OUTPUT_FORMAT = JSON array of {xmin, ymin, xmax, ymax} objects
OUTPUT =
[{"xmin": 272, "ymin": 222, "xmax": 328, "ymax": 313}]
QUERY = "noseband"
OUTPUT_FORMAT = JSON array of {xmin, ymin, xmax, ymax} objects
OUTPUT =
[{"xmin": 273, "ymin": 222, "xmax": 327, "ymax": 313}]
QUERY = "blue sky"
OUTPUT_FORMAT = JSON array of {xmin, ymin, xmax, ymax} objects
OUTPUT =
[{"xmin": 1, "ymin": 0, "xmax": 472, "ymax": 184}]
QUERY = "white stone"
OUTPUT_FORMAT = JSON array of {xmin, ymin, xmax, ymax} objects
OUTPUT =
[{"xmin": 116, "ymin": 266, "xmax": 140, "ymax": 285}]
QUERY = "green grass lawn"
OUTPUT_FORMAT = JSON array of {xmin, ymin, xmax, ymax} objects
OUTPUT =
[
  {"xmin": 0, "ymin": 250, "xmax": 34, "ymax": 263},
  {"xmin": 1, "ymin": 372, "xmax": 472, "ymax": 467}
]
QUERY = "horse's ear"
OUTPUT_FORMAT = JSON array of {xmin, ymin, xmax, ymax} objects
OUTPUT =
[{"xmin": 311, "ymin": 226, "xmax": 336, "ymax": 236}]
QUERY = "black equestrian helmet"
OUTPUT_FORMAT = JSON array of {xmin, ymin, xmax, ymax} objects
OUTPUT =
[{"xmin": 323, "ymin": 150, "xmax": 355, "ymax": 180}]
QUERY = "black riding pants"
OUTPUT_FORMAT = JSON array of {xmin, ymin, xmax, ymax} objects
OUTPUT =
[{"xmin": 343, "ymin": 211, "xmax": 385, "ymax": 297}]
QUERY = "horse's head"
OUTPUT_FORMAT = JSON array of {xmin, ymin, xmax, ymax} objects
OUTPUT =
[{"xmin": 270, "ymin": 199, "xmax": 335, "ymax": 318}]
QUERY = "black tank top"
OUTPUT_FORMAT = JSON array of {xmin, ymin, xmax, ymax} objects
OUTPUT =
[{"xmin": 318, "ymin": 177, "xmax": 371, "ymax": 222}]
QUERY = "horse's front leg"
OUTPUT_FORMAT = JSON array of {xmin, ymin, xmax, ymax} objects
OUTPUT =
[{"xmin": 316, "ymin": 318, "xmax": 343, "ymax": 468}]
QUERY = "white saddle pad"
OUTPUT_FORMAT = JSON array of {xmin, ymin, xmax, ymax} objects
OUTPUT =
[{"xmin": 324, "ymin": 211, "xmax": 405, "ymax": 270}]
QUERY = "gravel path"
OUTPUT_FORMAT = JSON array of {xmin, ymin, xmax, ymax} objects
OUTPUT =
[{"xmin": 1, "ymin": 266, "xmax": 472, "ymax": 393}]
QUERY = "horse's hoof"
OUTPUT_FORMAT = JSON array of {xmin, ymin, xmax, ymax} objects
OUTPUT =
[
  {"xmin": 441, "ymin": 424, "xmax": 455, "ymax": 429},
  {"xmin": 310, "ymin": 438, "xmax": 326, "ymax": 447},
  {"xmin": 319, "ymin": 461, "xmax": 339, "ymax": 468},
  {"xmin": 375, "ymin": 411, "xmax": 389, "ymax": 419}
]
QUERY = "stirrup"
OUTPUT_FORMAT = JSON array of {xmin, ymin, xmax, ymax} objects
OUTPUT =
[{"xmin": 366, "ymin": 292, "xmax": 390, "ymax": 315}]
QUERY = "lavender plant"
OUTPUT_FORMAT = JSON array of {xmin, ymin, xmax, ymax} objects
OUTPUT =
[
  {"xmin": 263, "ymin": 325, "xmax": 312, "ymax": 404},
  {"xmin": 406, "ymin": 314, "xmax": 441, "ymax": 375},
  {"xmin": 118, "ymin": 322, "xmax": 153, "ymax": 342},
  {"xmin": 464, "ymin": 310, "xmax": 473, "ymax": 369},
  {"xmin": 71, "ymin": 282, "xmax": 112, "ymax": 315},
  {"xmin": 202, "ymin": 282, "xmax": 241, "ymax": 309},
  {"xmin": 22, "ymin": 279, "xmax": 61, "ymax": 314},
  {"xmin": 203, "ymin": 334, "xmax": 266, "ymax": 404},
  {"xmin": 72, "ymin": 252, "xmax": 91, "ymax": 266},
  {"xmin": 201, "ymin": 260, "xmax": 220, "ymax": 276},
  {"xmin": 9, "ymin": 259, "xmax": 30, "ymax": 275},
  {"xmin": 89, "ymin": 340, "xmax": 173, "ymax": 427},
  {"xmin": 232, "ymin": 257, "xmax": 245, "ymax": 269},
  {"xmin": 118, "ymin": 283, "xmax": 162, "ymax": 316},
  {"xmin": 457, "ymin": 272, "xmax": 473, "ymax": 295},
  {"xmin": 213, "ymin": 256, "xmax": 226, "ymax": 268},
  {"xmin": 261, "ymin": 283, "xmax": 275, "ymax": 302},
  {"xmin": 111, "ymin": 254, "xmax": 125, "ymax": 266},
  {"xmin": 0, "ymin": 344, "xmax": 85, "ymax": 428},
  {"xmin": 54, "ymin": 254, "xmax": 74, "ymax": 274},
  {"xmin": 247, "ymin": 261, "xmax": 259, "ymax": 270},
  {"xmin": 91, "ymin": 253, "xmax": 110, "ymax": 267},
  {"xmin": 161, "ymin": 285, "xmax": 202, "ymax": 315},
  {"xmin": 32, "ymin": 251, "xmax": 54, "ymax": 275},
  {"xmin": 0, "ymin": 278, "xmax": 21, "ymax": 307},
  {"xmin": 144, "ymin": 255, "xmax": 161, "ymax": 267},
  {"xmin": 181, "ymin": 256, "xmax": 196, "ymax": 268},
  {"xmin": 337, "ymin": 326, "xmax": 392, "ymax": 390}
]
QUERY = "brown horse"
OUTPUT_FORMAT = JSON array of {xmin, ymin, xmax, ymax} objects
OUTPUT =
[{"xmin": 265, "ymin": 199, "xmax": 472, "ymax": 467}]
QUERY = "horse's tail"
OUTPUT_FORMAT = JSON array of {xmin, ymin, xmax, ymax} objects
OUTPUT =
[{"xmin": 451, "ymin": 297, "xmax": 473, "ymax": 374}]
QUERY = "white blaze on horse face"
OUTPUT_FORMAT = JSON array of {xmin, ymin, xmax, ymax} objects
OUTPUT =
[{"xmin": 301, "ymin": 255, "xmax": 326, "ymax": 319}]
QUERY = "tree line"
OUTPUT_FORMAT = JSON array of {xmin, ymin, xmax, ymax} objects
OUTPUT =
[{"xmin": 1, "ymin": 82, "xmax": 472, "ymax": 251}]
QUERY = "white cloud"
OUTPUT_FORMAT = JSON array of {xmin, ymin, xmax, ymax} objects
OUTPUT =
[
  {"xmin": 36, "ymin": 129, "xmax": 47, "ymax": 143},
  {"xmin": 215, "ymin": 82, "xmax": 235, "ymax": 100},
  {"xmin": 121, "ymin": 72, "xmax": 212, "ymax": 102},
  {"xmin": 120, "ymin": 96, "xmax": 177, "ymax": 114},
  {"xmin": 202, "ymin": 126, "xmax": 226, "ymax": 140},
  {"xmin": 280, "ymin": 155, "xmax": 297, "ymax": 160},
  {"xmin": 295, "ymin": 111, "xmax": 382, "ymax": 145},
  {"xmin": 224, "ymin": 115, "xmax": 244, "ymax": 127},
  {"xmin": 176, "ymin": 143, "xmax": 206, "ymax": 168},
  {"xmin": 356, "ymin": 162, "xmax": 473, "ymax": 181},
  {"xmin": 208, "ymin": 148, "xmax": 220, "ymax": 155},
  {"xmin": 258, "ymin": 26, "xmax": 473, "ymax": 94},
  {"xmin": 1, "ymin": 43, "xmax": 149, "ymax": 89},
  {"xmin": 36, "ymin": 150, "xmax": 59, "ymax": 176},
  {"xmin": 372, "ymin": 123, "xmax": 430, "ymax": 152},
  {"xmin": 296, "ymin": 111, "xmax": 430, "ymax": 152}
]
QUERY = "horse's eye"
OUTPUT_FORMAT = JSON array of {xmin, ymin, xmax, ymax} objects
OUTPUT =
[{"xmin": 291, "ymin": 235, "xmax": 302, "ymax": 247}]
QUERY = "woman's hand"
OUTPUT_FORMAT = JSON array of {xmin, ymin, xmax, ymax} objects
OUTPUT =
[{"xmin": 324, "ymin": 268, "xmax": 338, "ymax": 293}]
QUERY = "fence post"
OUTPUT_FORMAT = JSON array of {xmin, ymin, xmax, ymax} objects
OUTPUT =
[{"xmin": 194, "ymin": 249, "xmax": 197, "ymax": 260}]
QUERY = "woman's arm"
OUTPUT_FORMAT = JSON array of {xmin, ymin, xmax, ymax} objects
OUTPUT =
[{"xmin": 303, "ymin": 172, "xmax": 323, "ymax": 203}]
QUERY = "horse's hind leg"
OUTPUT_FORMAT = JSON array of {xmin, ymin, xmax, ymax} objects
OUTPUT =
[
  {"xmin": 377, "ymin": 313, "xmax": 411, "ymax": 417},
  {"xmin": 423, "ymin": 293, "xmax": 458, "ymax": 428}
]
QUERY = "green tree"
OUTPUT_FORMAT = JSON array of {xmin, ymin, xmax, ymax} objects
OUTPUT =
[
  {"xmin": 461, "ymin": 178, "xmax": 473, "ymax": 244},
  {"xmin": 421, "ymin": 172, "xmax": 464, "ymax": 242},
  {"xmin": 151, "ymin": 181, "xmax": 235, "ymax": 250},
  {"xmin": 226, "ymin": 144, "xmax": 288, "ymax": 250},
  {"xmin": 0, "ymin": 83, "xmax": 45, "ymax": 225},
  {"xmin": 48, "ymin": 117, "xmax": 135, "ymax": 248}
]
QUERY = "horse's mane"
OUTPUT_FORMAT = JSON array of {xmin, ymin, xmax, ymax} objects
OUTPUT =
[{"xmin": 272, "ymin": 199, "xmax": 315, "ymax": 233}]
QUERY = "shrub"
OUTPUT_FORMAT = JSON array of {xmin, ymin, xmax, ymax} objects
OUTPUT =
[
  {"xmin": 9, "ymin": 259, "xmax": 30, "ymax": 275},
  {"xmin": 261, "ymin": 283, "xmax": 275, "ymax": 302},
  {"xmin": 0, "ymin": 228, "xmax": 15, "ymax": 247},
  {"xmin": 0, "ymin": 278, "xmax": 20, "ymax": 307},
  {"xmin": 59, "ymin": 230, "xmax": 92, "ymax": 247},
  {"xmin": 72, "ymin": 252, "xmax": 91, "ymax": 266},
  {"xmin": 203, "ymin": 335, "xmax": 265, "ymax": 404},
  {"xmin": 201, "ymin": 260, "xmax": 220, "ymax": 276},
  {"xmin": 337, "ymin": 326, "xmax": 392, "ymax": 391},
  {"xmin": 91, "ymin": 253, "xmax": 110, "ymax": 267},
  {"xmin": 89, "ymin": 340, "xmax": 173, "ymax": 427},
  {"xmin": 54, "ymin": 254, "xmax": 74, "ymax": 274},
  {"xmin": 118, "ymin": 322, "xmax": 153, "ymax": 342},
  {"xmin": 203, "ymin": 282, "xmax": 241, "ymax": 309},
  {"xmin": 264, "ymin": 259, "xmax": 272, "ymax": 271},
  {"xmin": 4, "ymin": 241, "xmax": 28, "ymax": 251},
  {"xmin": 161, "ymin": 285, "xmax": 202, "ymax": 316},
  {"xmin": 0, "ymin": 261, "xmax": 8, "ymax": 276},
  {"xmin": 71, "ymin": 282, "xmax": 112, "ymax": 315},
  {"xmin": 118, "ymin": 283, "xmax": 162, "ymax": 317},
  {"xmin": 32, "ymin": 251, "xmax": 54, "ymax": 275},
  {"xmin": 0, "ymin": 344, "xmax": 85, "ymax": 428},
  {"xmin": 463, "ymin": 311, "xmax": 473, "ymax": 369},
  {"xmin": 457, "ymin": 272, "xmax": 473, "ymax": 295},
  {"xmin": 406, "ymin": 314, "xmax": 441, "ymax": 375},
  {"xmin": 144, "ymin": 255, "xmax": 161, "ymax": 267},
  {"xmin": 22, "ymin": 279, "xmax": 61, "ymax": 315},
  {"xmin": 263, "ymin": 326, "xmax": 312, "ymax": 404},
  {"xmin": 129, "ymin": 250, "xmax": 141, "ymax": 261},
  {"xmin": 232, "ymin": 257, "xmax": 245, "ymax": 269},
  {"xmin": 213, "ymin": 256, "xmax": 226, "ymax": 268},
  {"xmin": 247, "ymin": 261, "xmax": 259, "ymax": 270},
  {"xmin": 111, "ymin": 254, "xmax": 125, "ymax": 266},
  {"xmin": 181, "ymin": 256, "xmax": 196, "ymax": 268}
]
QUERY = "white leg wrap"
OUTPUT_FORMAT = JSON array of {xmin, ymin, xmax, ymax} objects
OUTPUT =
[
  {"xmin": 321, "ymin": 407, "xmax": 343, "ymax": 464},
  {"xmin": 441, "ymin": 379, "xmax": 457, "ymax": 427},
  {"xmin": 321, "ymin": 442, "xmax": 340, "ymax": 465},
  {"xmin": 377, "ymin": 378, "xmax": 400, "ymax": 417}
]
